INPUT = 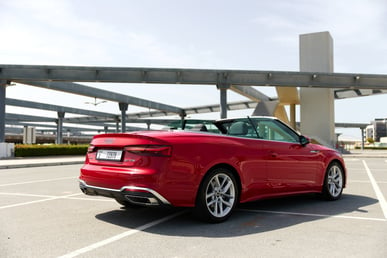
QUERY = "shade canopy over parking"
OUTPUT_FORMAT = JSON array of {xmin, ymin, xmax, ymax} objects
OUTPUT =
[{"xmin": 2, "ymin": 32, "xmax": 387, "ymax": 150}]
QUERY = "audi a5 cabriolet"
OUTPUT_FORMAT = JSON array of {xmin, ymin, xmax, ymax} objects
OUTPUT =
[{"xmin": 79, "ymin": 116, "xmax": 346, "ymax": 222}]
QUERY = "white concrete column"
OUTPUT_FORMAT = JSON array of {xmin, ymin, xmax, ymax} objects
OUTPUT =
[
  {"xmin": 0, "ymin": 81, "xmax": 6, "ymax": 143},
  {"xmin": 300, "ymin": 32, "xmax": 335, "ymax": 147}
]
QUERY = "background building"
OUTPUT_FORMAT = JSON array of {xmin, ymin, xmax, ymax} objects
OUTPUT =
[{"xmin": 365, "ymin": 118, "xmax": 387, "ymax": 142}]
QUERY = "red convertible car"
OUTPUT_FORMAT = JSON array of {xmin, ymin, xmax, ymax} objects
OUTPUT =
[{"xmin": 79, "ymin": 116, "xmax": 346, "ymax": 222}]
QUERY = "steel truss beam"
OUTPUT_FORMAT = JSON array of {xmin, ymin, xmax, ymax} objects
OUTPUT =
[
  {"xmin": 2, "ymin": 64, "xmax": 387, "ymax": 89},
  {"xmin": 5, "ymin": 98, "xmax": 117, "ymax": 118},
  {"xmin": 6, "ymin": 113, "xmax": 57, "ymax": 122},
  {"xmin": 13, "ymin": 80, "xmax": 185, "ymax": 116}
]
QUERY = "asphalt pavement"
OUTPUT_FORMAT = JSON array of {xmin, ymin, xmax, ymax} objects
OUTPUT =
[{"xmin": 1, "ymin": 157, "xmax": 386, "ymax": 257}]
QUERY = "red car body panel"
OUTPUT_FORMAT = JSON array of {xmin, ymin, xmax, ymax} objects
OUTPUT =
[{"xmin": 80, "ymin": 128, "xmax": 346, "ymax": 207}]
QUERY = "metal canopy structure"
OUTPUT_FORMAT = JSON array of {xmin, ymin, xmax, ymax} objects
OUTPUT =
[
  {"xmin": 6, "ymin": 98, "xmax": 118, "ymax": 119},
  {"xmin": 16, "ymin": 80, "xmax": 185, "ymax": 116},
  {"xmin": 2, "ymin": 64, "xmax": 387, "ymax": 144},
  {"xmin": 2, "ymin": 64, "xmax": 387, "ymax": 89}
]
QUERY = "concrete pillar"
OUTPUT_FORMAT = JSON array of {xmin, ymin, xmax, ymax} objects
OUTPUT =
[
  {"xmin": 0, "ymin": 81, "xmax": 6, "ymax": 143},
  {"xmin": 217, "ymin": 83, "xmax": 230, "ymax": 119},
  {"xmin": 115, "ymin": 117, "xmax": 120, "ymax": 132},
  {"xmin": 119, "ymin": 103, "xmax": 128, "ymax": 132},
  {"xmin": 300, "ymin": 32, "xmax": 335, "ymax": 147},
  {"xmin": 0, "ymin": 81, "xmax": 14, "ymax": 158},
  {"xmin": 219, "ymin": 89, "xmax": 227, "ymax": 119},
  {"xmin": 361, "ymin": 128, "xmax": 365, "ymax": 150},
  {"xmin": 56, "ymin": 112, "xmax": 65, "ymax": 144}
]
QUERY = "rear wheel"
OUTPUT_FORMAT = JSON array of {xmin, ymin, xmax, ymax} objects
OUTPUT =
[
  {"xmin": 195, "ymin": 168, "xmax": 239, "ymax": 223},
  {"xmin": 322, "ymin": 162, "xmax": 344, "ymax": 200}
]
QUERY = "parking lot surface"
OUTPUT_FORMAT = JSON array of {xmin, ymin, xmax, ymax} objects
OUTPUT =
[{"xmin": 1, "ymin": 157, "xmax": 386, "ymax": 257}]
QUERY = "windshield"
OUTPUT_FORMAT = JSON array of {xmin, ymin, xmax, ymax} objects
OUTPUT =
[{"xmin": 214, "ymin": 117, "xmax": 301, "ymax": 143}]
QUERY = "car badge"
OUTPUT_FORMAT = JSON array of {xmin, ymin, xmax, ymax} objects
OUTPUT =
[{"xmin": 103, "ymin": 138, "xmax": 115, "ymax": 144}]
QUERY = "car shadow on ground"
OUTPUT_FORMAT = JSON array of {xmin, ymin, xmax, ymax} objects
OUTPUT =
[{"xmin": 95, "ymin": 193, "xmax": 378, "ymax": 238}]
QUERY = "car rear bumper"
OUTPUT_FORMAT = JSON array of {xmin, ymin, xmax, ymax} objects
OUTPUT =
[{"xmin": 79, "ymin": 179, "xmax": 171, "ymax": 206}]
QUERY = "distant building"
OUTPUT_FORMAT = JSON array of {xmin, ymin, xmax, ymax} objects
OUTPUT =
[{"xmin": 365, "ymin": 118, "xmax": 387, "ymax": 142}]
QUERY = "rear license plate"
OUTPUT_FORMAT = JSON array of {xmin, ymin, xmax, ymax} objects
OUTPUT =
[{"xmin": 96, "ymin": 150, "xmax": 123, "ymax": 161}]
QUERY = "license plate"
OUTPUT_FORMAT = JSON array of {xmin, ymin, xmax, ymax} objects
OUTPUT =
[{"xmin": 96, "ymin": 150, "xmax": 122, "ymax": 161}]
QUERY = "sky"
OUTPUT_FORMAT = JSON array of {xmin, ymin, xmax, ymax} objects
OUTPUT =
[{"xmin": 1, "ymin": 0, "xmax": 387, "ymax": 139}]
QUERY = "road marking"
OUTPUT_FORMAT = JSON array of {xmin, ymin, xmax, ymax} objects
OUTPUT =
[
  {"xmin": 362, "ymin": 160, "xmax": 387, "ymax": 220},
  {"xmin": 0, "ymin": 193, "xmax": 82, "ymax": 210},
  {"xmin": 239, "ymin": 209, "xmax": 386, "ymax": 222},
  {"xmin": 0, "ymin": 192, "xmax": 113, "ymax": 208},
  {"xmin": 344, "ymin": 158, "xmax": 359, "ymax": 161},
  {"xmin": 58, "ymin": 210, "xmax": 186, "ymax": 258},
  {"xmin": 66, "ymin": 196, "xmax": 114, "ymax": 202},
  {"xmin": 0, "ymin": 176, "xmax": 77, "ymax": 187},
  {"xmin": 0, "ymin": 192, "xmax": 55, "ymax": 198},
  {"xmin": 349, "ymin": 180, "xmax": 387, "ymax": 184},
  {"xmin": 348, "ymin": 180, "xmax": 371, "ymax": 183}
]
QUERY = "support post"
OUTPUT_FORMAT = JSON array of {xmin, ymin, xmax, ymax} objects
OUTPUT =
[
  {"xmin": 361, "ymin": 128, "xmax": 365, "ymax": 150},
  {"xmin": 0, "ymin": 81, "xmax": 6, "ymax": 143},
  {"xmin": 217, "ymin": 83, "xmax": 230, "ymax": 119},
  {"xmin": 56, "ymin": 112, "xmax": 65, "ymax": 144},
  {"xmin": 220, "ymin": 89, "xmax": 227, "ymax": 119},
  {"xmin": 115, "ymin": 117, "xmax": 120, "ymax": 132},
  {"xmin": 300, "ymin": 31, "xmax": 335, "ymax": 147},
  {"xmin": 119, "ymin": 103, "xmax": 128, "ymax": 133}
]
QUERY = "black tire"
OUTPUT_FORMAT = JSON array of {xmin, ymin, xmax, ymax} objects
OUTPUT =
[
  {"xmin": 194, "ymin": 167, "xmax": 239, "ymax": 223},
  {"xmin": 322, "ymin": 161, "xmax": 345, "ymax": 200}
]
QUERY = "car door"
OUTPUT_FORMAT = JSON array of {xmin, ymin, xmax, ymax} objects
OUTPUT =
[
  {"xmin": 220, "ymin": 118, "xmax": 270, "ymax": 199},
  {"xmin": 256, "ymin": 118, "xmax": 322, "ymax": 194}
]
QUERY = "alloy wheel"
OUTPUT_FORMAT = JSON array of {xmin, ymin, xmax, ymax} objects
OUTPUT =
[
  {"xmin": 326, "ymin": 164, "xmax": 344, "ymax": 198},
  {"xmin": 205, "ymin": 173, "xmax": 236, "ymax": 218}
]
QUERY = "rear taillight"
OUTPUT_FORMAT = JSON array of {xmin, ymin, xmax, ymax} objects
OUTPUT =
[
  {"xmin": 87, "ymin": 145, "xmax": 95, "ymax": 153},
  {"xmin": 124, "ymin": 145, "xmax": 172, "ymax": 157}
]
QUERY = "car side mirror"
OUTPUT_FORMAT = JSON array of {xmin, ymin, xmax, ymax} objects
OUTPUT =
[{"xmin": 300, "ymin": 135, "xmax": 310, "ymax": 146}]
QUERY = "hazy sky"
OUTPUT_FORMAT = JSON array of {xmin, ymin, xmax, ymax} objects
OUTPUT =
[{"xmin": 1, "ymin": 0, "xmax": 387, "ymax": 138}]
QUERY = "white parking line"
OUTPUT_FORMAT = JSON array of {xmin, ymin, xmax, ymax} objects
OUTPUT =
[
  {"xmin": 239, "ymin": 209, "xmax": 386, "ymax": 222},
  {"xmin": 58, "ymin": 210, "xmax": 186, "ymax": 258},
  {"xmin": 0, "ymin": 192, "xmax": 55, "ymax": 198},
  {"xmin": 66, "ymin": 196, "xmax": 114, "ymax": 202},
  {"xmin": 0, "ymin": 193, "xmax": 82, "ymax": 210},
  {"xmin": 0, "ymin": 192, "xmax": 113, "ymax": 205},
  {"xmin": 349, "ymin": 180, "xmax": 387, "ymax": 184},
  {"xmin": 0, "ymin": 176, "xmax": 77, "ymax": 187},
  {"xmin": 362, "ymin": 160, "xmax": 387, "ymax": 219}
]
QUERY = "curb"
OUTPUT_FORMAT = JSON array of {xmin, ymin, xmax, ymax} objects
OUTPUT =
[
  {"xmin": 0, "ymin": 160, "xmax": 84, "ymax": 169},
  {"xmin": 343, "ymin": 155, "xmax": 387, "ymax": 158}
]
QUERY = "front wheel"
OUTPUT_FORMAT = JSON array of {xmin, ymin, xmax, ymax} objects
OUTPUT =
[
  {"xmin": 322, "ymin": 162, "xmax": 345, "ymax": 200},
  {"xmin": 194, "ymin": 168, "xmax": 239, "ymax": 223}
]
